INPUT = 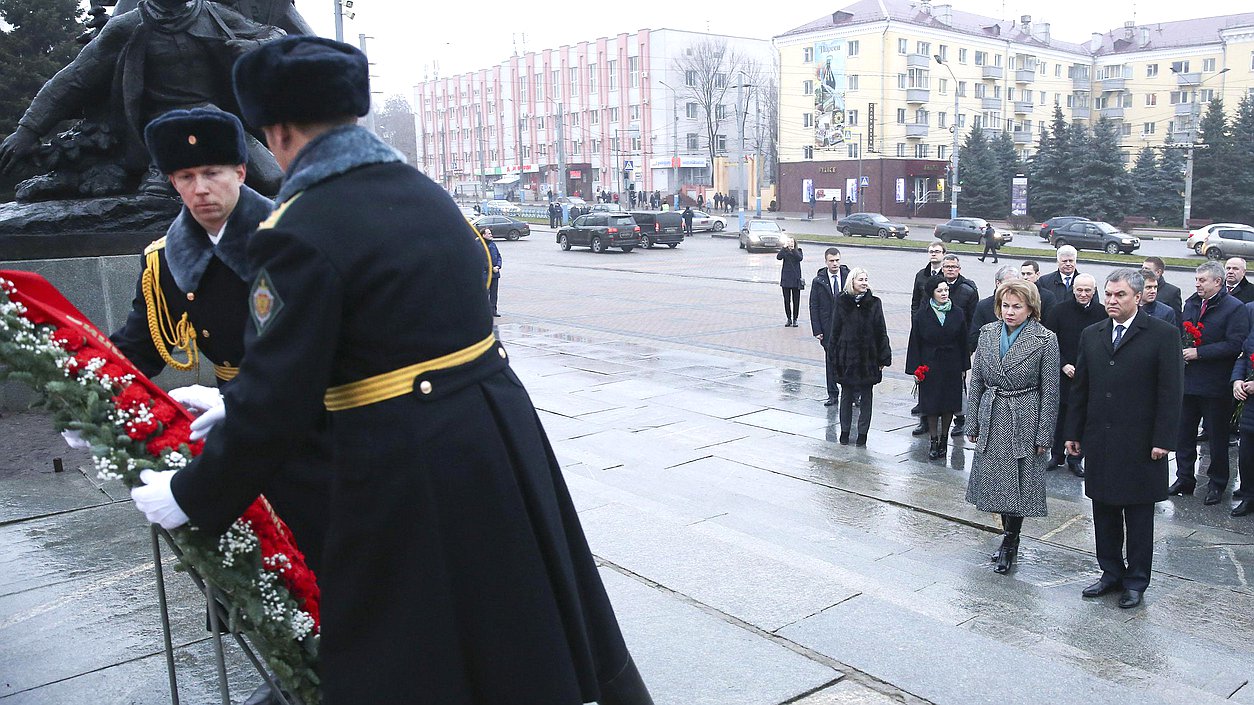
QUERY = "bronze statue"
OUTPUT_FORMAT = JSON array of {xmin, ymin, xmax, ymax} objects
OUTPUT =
[{"xmin": 0, "ymin": 0, "xmax": 311, "ymax": 201}]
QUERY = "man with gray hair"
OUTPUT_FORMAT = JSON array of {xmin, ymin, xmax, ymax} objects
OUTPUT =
[
  {"xmin": 1224, "ymin": 257, "xmax": 1254, "ymax": 303},
  {"xmin": 1045, "ymin": 273, "xmax": 1105, "ymax": 474},
  {"xmin": 1170, "ymin": 261, "xmax": 1249, "ymax": 505},
  {"xmin": 1067, "ymin": 268, "xmax": 1182, "ymax": 609},
  {"xmin": 967, "ymin": 265, "xmax": 1021, "ymax": 352},
  {"xmin": 1038, "ymin": 245, "xmax": 1099, "ymax": 306}
]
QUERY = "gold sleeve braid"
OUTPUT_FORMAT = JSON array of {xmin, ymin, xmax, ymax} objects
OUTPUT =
[{"xmin": 140, "ymin": 247, "xmax": 199, "ymax": 372}]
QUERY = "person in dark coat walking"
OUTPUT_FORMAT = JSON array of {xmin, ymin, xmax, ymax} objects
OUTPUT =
[
  {"xmin": 1019, "ymin": 260, "xmax": 1057, "ymax": 323},
  {"xmin": 1067, "ymin": 269, "xmax": 1183, "ymax": 609},
  {"xmin": 977, "ymin": 222, "xmax": 1001, "ymax": 263},
  {"xmin": 1170, "ymin": 261, "xmax": 1250, "ymax": 505},
  {"xmin": 844, "ymin": 194, "xmax": 854, "ymax": 217},
  {"xmin": 1044, "ymin": 273, "xmax": 1104, "ymax": 475},
  {"xmin": 1142, "ymin": 257, "xmax": 1183, "ymax": 313},
  {"xmin": 810, "ymin": 247, "xmax": 849, "ymax": 407},
  {"xmin": 1224, "ymin": 257, "xmax": 1254, "ymax": 303},
  {"xmin": 681, "ymin": 205, "xmax": 695, "ymax": 236},
  {"xmin": 831, "ymin": 195, "xmax": 839, "ymax": 220},
  {"xmin": 966, "ymin": 279, "xmax": 1060, "ymax": 574},
  {"xmin": 907, "ymin": 277, "xmax": 970, "ymax": 458},
  {"xmin": 967, "ymin": 266, "xmax": 1020, "ymax": 353},
  {"xmin": 133, "ymin": 37, "xmax": 653, "ymax": 705},
  {"xmin": 828, "ymin": 268, "xmax": 892, "ymax": 446},
  {"xmin": 777, "ymin": 239, "xmax": 805, "ymax": 327},
  {"xmin": 481, "ymin": 228, "xmax": 502, "ymax": 317}
]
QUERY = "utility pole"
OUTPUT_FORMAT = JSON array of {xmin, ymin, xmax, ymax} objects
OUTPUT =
[
  {"xmin": 754, "ymin": 91, "xmax": 763, "ymax": 217},
  {"xmin": 477, "ymin": 108, "xmax": 487, "ymax": 199},
  {"xmin": 358, "ymin": 34, "xmax": 376, "ymax": 134},
  {"xmin": 555, "ymin": 101, "xmax": 566, "ymax": 196},
  {"xmin": 736, "ymin": 77, "xmax": 746, "ymax": 230},
  {"xmin": 935, "ymin": 54, "xmax": 959, "ymax": 219},
  {"xmin": 659, "ymin": 80, "xmax": 681, "ymax": 208},
  {"xmin": 332, "ymin": 0, "xmax": 343, "ymax": 42},
  {"xmin": 1177, "ymin": 67, "xmax": 1229, "ymax": 228}
]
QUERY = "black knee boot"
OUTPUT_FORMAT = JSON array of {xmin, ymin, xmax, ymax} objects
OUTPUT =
[
  {"xmin": 993, "ymin": 515, "xmax": 1023, "ymax": 574},
  {"xmin": 599, "ymin": 657, "xmax": 655, "ymax": 705}
]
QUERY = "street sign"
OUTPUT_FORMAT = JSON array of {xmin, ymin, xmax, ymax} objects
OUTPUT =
[
  {"xmin": 623, "ymin": 160, "xmax": 634, "ymax": 170},
  {"xmin": 859, "ymin": 176, "xmax": 870, "ymax": 187}
]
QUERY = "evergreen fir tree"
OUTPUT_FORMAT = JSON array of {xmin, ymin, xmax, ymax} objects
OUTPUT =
[
  {"xmin": 1026, "ymin": 104, "xmax": 1071, "ymax": 220},
  {"xmin": 1067, "ymin": 117, "xmax": 1132, "ymax": 223},
  {"xmin": 1149, "ymin": 137, "xmax": 1186, "ymax": 227},
  {"xmin": 956, "ymin": 123, "xmax": 1001, "ymax": 217},
  {"xmin": 989, "ymin": 130, "xmax": 1021, "ymax": 218},
  {"xmin": 0, "ymin": 0, "xmax": 85, "ymax": 136},
  {"xmin": 1190, "ymin": 98, "xmax": 1237, "ymax": 222},
  {"xmin": 1129, "ymin": 147, "xmax": 1158, "ymax": 218},
  {"xmin": 1229, "ymin": 95, "xmax": 1254, "ymax": 225}
]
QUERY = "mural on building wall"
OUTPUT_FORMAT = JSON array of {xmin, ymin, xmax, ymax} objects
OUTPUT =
[{"xmin": 814, "ymin": 39, "xmax": 846, "ymax": 149}]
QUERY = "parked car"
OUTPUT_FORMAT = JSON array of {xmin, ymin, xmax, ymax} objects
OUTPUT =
[
  {"xmin": 933, "ymin": 217, "xmax": 1014, "ymax": 245},
  {"xmin": 739, "ymin": 220, "xmax": 787, "ymax": 252},
  {"xmin": 1203, "ymin": 227, "xmax": 1254, "ymax": 260},
  {"xmin": 556, "ymin": 196, "xmax": 592, "ymax": 217},
  {"xmin": 556, "ymin": 213, "xmax": 640, "ymax": 253},
  {"xmin": 591, "ymin": 203, "xmax": 627, "ymax": 213},
  {"xmin": 471, "ymin": 215, "xmax": 531, "ymax": 240},
  {"xmin": 484, "ymin": 199, "xmax": 521, "ymax": 216},
  {"xmin": 689, "ymin": 210, "xmax": 726, "ymax": 232},
  {"xmin": 629, "ymin": 210, "xmax": 685, "ymax": 248},
  {"xmin": 1038, "ymin": 216, "xmax": 1089, "ymax": 241},
  {"xmin": 836, "ymin": 212, "xmax": 910, "ymax": 239},
  {"xmin": 1187, "ymin": 223, "xmax": 1254, "ymax": 255},
  {"xmin": 1049, "ymin": 220, "xmax": 1139, "ymax": 254}
]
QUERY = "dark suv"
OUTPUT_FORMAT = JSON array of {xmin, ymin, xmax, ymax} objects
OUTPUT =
[
  {"xmin": 1049, "ymin": 220, "xmax": 1139, "ymax": 254},
  {"xmin": 556, "ymin": 213, "xmax": 641, "ymax": 253},
  {"xmin": 1038, "ymin": 216, "xmax": 1088, "ymax": 241},
  {"xmin": 629, "ymin": 210, "xmax": 685, "ymax": 248}
]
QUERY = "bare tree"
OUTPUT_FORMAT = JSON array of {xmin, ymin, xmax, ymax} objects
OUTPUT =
[
  {"xmin": 376, "ymin": 95, "xmax": 418, "ymax": 166},
  {"xmin": 672, "ymin": 39, "xmax": 746, "ymax": 185}
]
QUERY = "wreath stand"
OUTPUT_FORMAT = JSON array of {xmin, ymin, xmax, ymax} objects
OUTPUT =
[{"xmin": 151, "ymin": 525, "xmax": 305, "ymax": 705}]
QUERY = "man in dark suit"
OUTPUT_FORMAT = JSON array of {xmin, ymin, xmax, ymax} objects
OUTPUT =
[
  {"xmin": 1038, "ymin": 245, "xmax": 1099, "ymax": 305},
  {"xmin": 1170, "ymin": 261, "xmax": 1250, "ymax": 505},
  {"xmin": 1067, "ymin": 268, "xmax": 1183, "ymax": 609},
  {"xmin": 1045, "ymin": 273, "xmax": 1105, "ymax": 475},
  {"xmin": 1224, "ymin": 257, "xmax": 1254, "ymax": 303},
  {"xmin": 810, "ymin": 247, "xmax": 849, "ymax": 407},
  {"xmin": 1019, "ymin": 260, "xmax": 1057, "ymax": 322},
  {"xmin": 1139, "ymin": 269, "xmax": 1180, "ymax": 328},
  {"xmin": 967, "ymin": 265, "xmax": 1020, "ymax": 352},
  {"xmin": 1143, "ymin": 257, "xmax": 1183, "ymax": 313},
  {"xmin": 909, "ymin": 241, "xmax": 948, "ymax": 434},
  {"xmin": 938, "ymin": 254, "xmax": 979, "ymax": 436}
]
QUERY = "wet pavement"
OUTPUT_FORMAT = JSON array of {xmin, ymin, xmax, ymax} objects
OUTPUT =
[{"xmin": 2, "ymin": 234, "xmax": 1251, "ymax": 704}]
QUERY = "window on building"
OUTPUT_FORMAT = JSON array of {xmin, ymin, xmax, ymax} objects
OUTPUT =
[
  {"xmin": 714, "ymin": 73, "xmax": 726, "ymax": 88},
  {"xmin": 897, "ymin": 73, "xmax": 907, "ymax": 89},
  {"xmin": 1250, "ymin": 52, "xmax": 1254, "ymax": 70},
  {"xmin": 896, "ymin": 143, "xmax": 907, "ymax": 156},
  {"xmin": 848, "ymin": 75, "xmax": 859, "ymax": 90},
  {"xmin": 1143, "ymin": 122, "xmax": 1156, "ymax": 135},
  {"xmin": 908, "ymin": 68, "xmax": 929, "ymax": 89},
  {"xmin": 572, "ymin": 140, "xmax": 582, "ymax": 155},
  {"xmin": 610, "ymin": 136, "xmax": 619, "ymax": 153},
  {"xmin": 1146, "ymin": 64, "xmax": 1158, "ymax": 77},
  {"xmin": 1171, "ymin": 60, "xmax": 1190, "ymax": 74},
  {"xmin": 588, "ymin": 63, "xmax": 598, "ymax": 92},
  {"xmin": 1200, "ymin": 88, "xmax": 1215, "ymax": 103},
  {"xmin": 957, "ymin": 81, "xmax": 967, "ymax": 97},
  {"xmin": 917, "ymin": 41, "xmax": 931, "ymax": 56},
  {"xmin": 1039, "ymin": 62, "xmax": 1047, "ymax": 75},
  {"xmin": 607, "ymin": 60, "xmax": 617, "ymax": 91},
  {"xmin": 1121, "ymin": 93, "xmax": 1133, "ymax": 108},
  {"xmin": 803, "ymin": 47, "xmax": 814, "ymax": 63},
  {"xmin": 686, "ymin": 102, "xmax": 699, "ymax": 118},
  {"xmin": 993, "ymin": 85, "xmax": 1002, "ymax": 99},
  {"xmin": 1040, "ymin": 91, "xmax": 1047, "ymax": 104},
  {"xmin": 535, "ymin": 74, "xmax": 543, "ymax": 101},
  {"xmin": 957, "ymin": 113, "xmax": 966, "ymax": 128},
  {"xmin": 570, "ymin": 67, "xmax": 579, "ymax": 94},
  {"xmin": 1203, "ymin": 58, "xmax": 1216, "ymax": 72},
  {"xmin": 804, "ymin": 145, "xmax": 814, "ymax": 159},
  {"xmin": 630, "ymin": 136, "xmax": 642, "ymax": 151},
  {"xmin": 715, "ymin": 104, "xmax": 728, "ymax": 120},
  {"xmin": 973, "ymin": 114, "xmax": 982, "ymax": 129},
  {"xmin": 803, "ymin": 113, "xmax": 813, "ymax": 128},
  {"xmin": 519, "ymin": 75, "xmax": 528, "ymax": 102},
  {"xmin": 1120, "ymin": 123, "xmax": 1132, "ymax": 136},
  {"xmin": 715, "ymin": 134, "xmax": 727, "ymax": 151},
  {"xmin": 538, "ymin": 144, "xmax": 547, "ymax": 157},
  {"xmin": 1008, "ymin": 87, "xmax": 1016, "ymax": 101},
  {"xmin": 629, "ymin": 105, "xmax": 640, "ymax": 120},
  {"xmin": 686, "ymin": 133, "xmax": 699, "ymax": 150},
  {"xmin": 974, "ymin": 51, "xmax": 987, "ymax": 66},
  {"xmin": 591, "ymin": 139, "xmax": 600, "ymax": 151},
  {"xmin": 847, "ymin": 142, "xmax": 860, "ymax": 158},
  {"xmin": 803, "ymin": 80, "xmax": 814, "ymax": 95},
  {"xmin": 958, "ymin": 48, "xmax": 968, "ymax": 63},
  {"xmin": 938, "ymin": 78, "xmax": 948, "ymax": 94},
  {"xmin": 847, "ymin": 109, "xmax": 858, "ymax": 126},
  {"xmin": 591, "ymin": 110, "xmax": 600, "ymax": 125},
  {"xmin": 938, "ymin": 145, "xmax": 947, "ymax": 161},
  {"xmin": 915, "ymin": 143, "xmax": 930, "ymax": 158},
  {"xmin": 848, "ymin": 40, "xmax": 860, "ymax": 56},
  {"xmin": 628, "ymin": 57, "xmax": 639, "ymax": 88},
  {"xmin": 608, "ymin": 106, "xmax": 619, "ymax": 121},
  {"xmin": 915, "ymin": 109, "xmax": 928, "ymax": 124},
  {"xmin": 522, "ymin": 146, "xmax": 530, "ymax": 158},
  {"xmin": 685, "ymin": 70, "xmax": 697, "ymax": 87},
  {"xmin": 1055, "ymin": 64, "xmax": 1061, "ymax": 77},
  {"xmin": 1170, "ymin": 90, "xmax": 1188, "ymax": 105},
  {"xmin": 898, "ymin": 38, "xmax": 908, "ymax": 54},
  {"xmin": 974, "ymin": 83, "xmax": 986, "ymax": 98},
  {"xmin": 536, "ymin": 116, "xmax": 545, "ymax": 129},
  {"xmin": 896, "ymin": 108, "xmax": 906, "ymax": 124},
  {"xmin": 938, "ymin": 45, "xmax": 948, "ymax": 62},
  {"xmin": 938, "ymin": 111, "xmax": 947, "ymax": 128}
]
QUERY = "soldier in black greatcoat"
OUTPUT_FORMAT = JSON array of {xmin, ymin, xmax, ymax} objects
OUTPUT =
[{"xmin": 132, "ymin": 38, "xmax": 652, "ymax": 705}]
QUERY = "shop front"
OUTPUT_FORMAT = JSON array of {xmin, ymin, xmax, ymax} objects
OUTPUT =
[{"xmin": 778, "ymin": 158, "xmax": 950, "ymax": 219}]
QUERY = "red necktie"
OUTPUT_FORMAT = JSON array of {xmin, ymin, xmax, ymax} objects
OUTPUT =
[{"xmin": 1200, "ymin": 298, "xmax": 1209, "ymax": 319}]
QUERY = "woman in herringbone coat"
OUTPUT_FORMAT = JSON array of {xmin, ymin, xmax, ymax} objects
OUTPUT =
[{"xmin": 965, "ymin": 279, "xmax": 1061, "ymax": 574}]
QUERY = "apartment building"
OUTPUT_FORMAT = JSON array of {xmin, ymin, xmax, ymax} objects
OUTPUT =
[
  {"xmin": 775, "ymin": 0, "xmax": 1254, "ymax": 215},
  {"xmin": 413, "ymin": 29, "xmax": 773, "ymax": 200}
]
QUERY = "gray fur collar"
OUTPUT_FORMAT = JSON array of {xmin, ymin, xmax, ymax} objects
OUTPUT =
[
  {"xmin": 164, "ymin": 184, "xmax": 274, "ymax": 291},
  {"xmin": 276, "ymin": 125, "xmax": 405, "ymax": 204}
]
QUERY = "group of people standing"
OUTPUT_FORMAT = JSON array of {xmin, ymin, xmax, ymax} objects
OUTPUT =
[{"xmin": 710, "ymin": 192, "xmax": 738, "ymax": 212}]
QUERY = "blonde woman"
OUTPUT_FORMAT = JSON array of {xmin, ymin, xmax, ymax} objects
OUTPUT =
[{"xmin": 827, "ymin": 267, "xmax": 892, "ymax": 446}]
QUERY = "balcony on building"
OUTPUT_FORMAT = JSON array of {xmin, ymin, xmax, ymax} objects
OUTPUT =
[
  {"xmin": 1170, "ymin": 128, "xmax": 1194, "ymax": 143},
  {"xmin": 1071, "ymin": 106, "xmax": 1091, "ymax": 120},
  {"xmin": 1072, "ymin": 76, "xmax": 1091, "ymax": 91},
  {"xmin": 906, "ymin": 53, "xmax": 931, "ymax": 69},
  {"xmin": 981, "ymin": 96, "xmax": 1000, "ymax": 110},
  {"xmin": 980, "ymin": 126, "xmax": 1002, "ymax": 138},
  {"xmin": 1015, "ymin": 69, "xmax": 1036, "ymax": 84},
  {"xmin": 1099, "ymin": 106, "xmax": 1125, "ymax": 119},
  {"xmin": 1175, "ymin": 72, "xmax": 1201, "ymax": 86},
  {"xmin": 906, "ymin": 88, "xmax": 930, "ymax": 103},
  {"xmin": 981, "ymin": 65, "xmax": 1003, "ymax": 80},
  {"xmin": 1013, "ymin": 129, "xmax": 1033, "ymax": 144},
  {"xmin": 1174, "ymin": 102, "xmax": 1196, "ymax": 116},
  {"xmin": 1100, "ymin": 77, "xmax": 1126, "ymax": 92},
  {"xmin": 1013, "ymin": 100, "xmax": 1034, "ymax": 114},
  {"xmin": 906, "ymin": 123, "xmax": 928, "ymax": 138}
]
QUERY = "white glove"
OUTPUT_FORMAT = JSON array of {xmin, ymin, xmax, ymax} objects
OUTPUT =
[
  {"xmin": 132, "ymin": 469, "xmax": 190, "ymax": 529},
  {"xmin": 61, "ymin": 430, "xmax": 91, "ymax": 450},
  {"xmin": 189, "ymin": 403, "xmax": 225, "ymax": 442},
  {"xmin": 167, "ymin": 384, "xmax": 223, "ymax": 413}
]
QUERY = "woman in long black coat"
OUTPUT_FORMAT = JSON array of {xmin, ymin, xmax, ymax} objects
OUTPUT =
[
  {"xmin": 828, "ymin": 267, "xmax": 892, "ymax": 446},
  {"xmin": 777, "ymin": 240, "xmax": 804, "ymax": 327},
  {"xmin": 906, "ymin": 278, "xmax": 970, "ymax": 458}
]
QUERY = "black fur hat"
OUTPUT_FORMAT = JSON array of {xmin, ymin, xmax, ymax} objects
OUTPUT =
[
  {"xmin": 233, "ymin": 36, "xmax": 370, "ymax": 129},
  {"xmin": 144, "ymin": 109, "xmax": 248, "ymax": 174}
]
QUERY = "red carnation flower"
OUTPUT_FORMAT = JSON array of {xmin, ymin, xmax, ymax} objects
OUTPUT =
[
  {"xmin": 51, "ymin": 327, "xmax": 87, "ymax": 352},
  {"xmin": 150, "ymin": 399, "xmax": 179, "ymax": 425},
  {"xmin": 125, "ymin": 417, "xmax": 160, "ymax": 441},
  {"xmin": 146, "ymin": 418, "xmax": 193, "ymax": 456},
  {"xmin": 913, "ymin": 365, "xmax": 929, "ymax": 382}
]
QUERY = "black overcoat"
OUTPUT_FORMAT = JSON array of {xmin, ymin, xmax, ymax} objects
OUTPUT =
[
  {"xmin": 808, "ymin": 265, "xmax": 849, "ymax": 338},
  {"xmin": 777, "ymin": 246, "xmax": 805, "ymax": 288},
  {"xmin": 1181, "ymin": 288, "xmax": 1249, "ymax": 397},
  {"xmin": 1066, "ymin": 314, "xmax": 1183, "ymax": 505},
  {"xmin": 828, "ymin": 290, "xmax": 892, "ymax": 386},
  {"xmin": 906, "ymin": 305, "xmax": 970, "ymax": 415},
  {"xmin": 169, "ymin": 127, "xmax": 631, "ymax": 704}
]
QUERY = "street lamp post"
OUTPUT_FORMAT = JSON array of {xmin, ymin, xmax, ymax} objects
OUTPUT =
[
  {"xmin": 658, "ymin": 80, "xmax": 681, "ymax": 207},
  {"xmin": 731, "ymin": 78, "xmax": 756, "ymax": 230},
  {"xmin": 934, "ymin": 54, "xmax": 959, "ymax": 220},
  {"xmin": 1173, "ymin": 67, "xmax": 1229, "ymax": 229}
]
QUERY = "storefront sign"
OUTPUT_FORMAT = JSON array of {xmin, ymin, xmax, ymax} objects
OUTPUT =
[
  {"xmin": 895, "ymin": 178, "xmax": 907, "ymax": 203},
  {"xmin": 814, "ymin": 39, "xmax": 846, "ymax": 148},
  {"xmin": 867, "ymin": 104, "xmax": 875, "ymax": 149},
  {"xmin": 647, "ymin": 156, "xmax": 710, "ymax": 169}
]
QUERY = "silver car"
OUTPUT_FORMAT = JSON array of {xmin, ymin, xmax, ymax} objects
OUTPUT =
[
  {"xmin": 739, "ymin": 220, "xmax": 786, "ymax": 252},
  {"xmin": 1203, "ymin": 228, "xmax": 1254, "ymax": 260}
]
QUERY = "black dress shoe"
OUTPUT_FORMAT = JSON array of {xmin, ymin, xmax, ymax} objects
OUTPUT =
[
  {"xmin": 911, "ymin": 418, "xmax": 930, "ymax": 436},
  {"xmin": 1167, "ymin": 480, "xmax": 1195, "ymax": 496},
  {"xmin": 823, "ymin": 397, "xmax": 837, "ymax": 406},
  {"xmin": 855, "ymin": 434, "xmax": 868, "ymax": 447},
  {"xmin": 1067, "ymin": 462, "xmax": 1085, "ymax": 478},
  {"xmin": 1118, "ymin": 589, "xmax": 1144, "ymax": 608},
  {"xmin": 1048, "ymin": 455, "xmax": 1065, "ymax": 468},
  {"xmin": 1081, "ymin": 579, "xmax": 1122, "ymax": 598},
  {"xmin": 1204, "ymin": 486, "xmax": 1223, "ymax": 505},
  {"xmin": 839, "ymin": 433, "xmax": 850, "ymax": 445},
  {"xmin": 1232, "ymin": 500, "xmax": 1254, "ymax": 517}
]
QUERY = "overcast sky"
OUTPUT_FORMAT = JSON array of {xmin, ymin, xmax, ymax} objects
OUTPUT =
[{"xmin": 242, "ymin": 1, "xmax": 1253, "ymax": 104}]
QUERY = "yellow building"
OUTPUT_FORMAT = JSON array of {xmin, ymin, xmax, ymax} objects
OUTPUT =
[{"xmin": 775, "ymin": 0, "xmax": 1254, "ymax": 215}]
